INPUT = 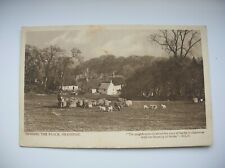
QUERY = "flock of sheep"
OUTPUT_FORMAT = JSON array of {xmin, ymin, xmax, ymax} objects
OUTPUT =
[
  {"xmin": 58, "ymin": 97, "xmax": 133, "ymax": 112},
  {"xmin": 58, "ymin": 95, "xmax": 168, "ymax": 112}
]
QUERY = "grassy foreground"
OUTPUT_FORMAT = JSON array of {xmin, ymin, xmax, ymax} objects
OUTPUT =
[{"xmin": 24, "ymin": 94, "xmax": 206, "ymax": 132}]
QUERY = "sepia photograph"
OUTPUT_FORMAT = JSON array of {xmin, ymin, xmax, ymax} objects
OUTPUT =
[
  {"xmin": 20, "ymin": 25, "xmax": 212, "ymax": 148},
  {"xmin": 2, "ymin": 0, "xmax": 225, "ymax": 167}
]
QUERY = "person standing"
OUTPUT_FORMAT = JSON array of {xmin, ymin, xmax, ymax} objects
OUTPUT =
[{"xmin": 57, "ymin": 90, "xmax": 64, "ymax": 108}]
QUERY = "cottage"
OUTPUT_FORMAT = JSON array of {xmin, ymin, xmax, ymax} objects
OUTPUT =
[
  {"xmin": 91, "ymin": 88, "xmax": 97, "ymax": 94},
  {"xmin": 60, "ymin": 85, "xmax": 79, "ymax": 91},
  {"xmin": 98, "ymin": 80, "xmax": 121, "ymax": 95}
]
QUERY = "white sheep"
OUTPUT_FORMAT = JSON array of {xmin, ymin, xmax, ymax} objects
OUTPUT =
[
  {"xmin": 125, "ymin": 100, "xmax": 133, "ymax": 107},
  {"xmin": 88, "ymin": 103, "xmax": 93, "ymax": 108},
  {"xmin": 144, "ymin": 105, "xmax": 149, "ymax": 109},
  {"xmin": 99, "ymin": 106, "xmax": 106, "ymax": 111},
  {"xmin": 108, "ymin": 106, "xmax": 113, "ymax": 112},
  {"xmin": 200, "ymin": 98, "xmax": 204, "ymax": 102},
  {"xmin": 161, "ymin": 104, "xmax": 167, "ymax": 109}
]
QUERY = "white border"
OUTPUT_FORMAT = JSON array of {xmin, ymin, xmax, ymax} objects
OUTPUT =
[{"xmin": 20, "ymin": 25, "xmax": 212, "ymax": 148}]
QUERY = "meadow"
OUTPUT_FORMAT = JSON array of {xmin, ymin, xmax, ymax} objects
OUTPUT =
[{"xmin": 24, "ymin": 94, "xmax": 206, "ymax": 132}]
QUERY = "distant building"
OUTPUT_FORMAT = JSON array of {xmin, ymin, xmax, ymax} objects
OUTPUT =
[
  {"xmin": 91, "ymin": 88, "xmax": 97, "ymax": 94},
  {"xmin": 60, "ymin": 85, "xmax": 79, "ymax": 91},
  {"xmin": 98, "ymin": 80, "xmax": 121, "ymax": 95}
]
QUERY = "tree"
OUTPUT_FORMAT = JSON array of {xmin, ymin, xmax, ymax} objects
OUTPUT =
[
  {"xmin": 71, "ymin": 47, "xmax": 83, "ymax": 63},
  {"xmin": 40, "ymin": 45, "xmax": 63, "ymax": 90},
  {"xmin": 148, "ymin": 30, "xmax": 202, "ymax": 99},
  {"xmin": 58, "ymin": 57, "xmax": 74, "ymax": 88},
  {"xmin": 150, "ymin": 30, "xmax": 201, "ymax": 59},
  {"xmin": 25, "ymin": 44, "xmax": 84, "ymax": 93}
]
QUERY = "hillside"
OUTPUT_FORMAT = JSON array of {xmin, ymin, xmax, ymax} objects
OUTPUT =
[{"xmin": 73, "ymin": 54, "xmax": 161, "ymax": 79}]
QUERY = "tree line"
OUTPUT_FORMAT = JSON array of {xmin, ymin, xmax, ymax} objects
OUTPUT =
[
  {"xmin": 25, "ymin": 45, "xmax": 82, "ymax": 92},
  {"xmin": 24, "ymin": 29, "xmax": 204, "ymax": 100},
  {"xmin": 121, "ymin": 56, "xmax": 204, "ymax": 100}
]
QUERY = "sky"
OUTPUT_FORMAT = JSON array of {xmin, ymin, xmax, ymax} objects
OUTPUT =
[{"xmin": 26, "ymin": 26, "xmax": 202, "ymax": 60}]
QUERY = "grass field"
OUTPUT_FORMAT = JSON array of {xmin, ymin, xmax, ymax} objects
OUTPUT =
[{"xmin": 24, "ymin": 94, "xmax": 206, "ymax": 132}]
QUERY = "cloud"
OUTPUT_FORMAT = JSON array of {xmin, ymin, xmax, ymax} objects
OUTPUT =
[
  {"xmin": 29, "ymin": 27, "xmax": 170, "ymax": 59},
  {"xmin": 97, "ymin": 33, "xmax": 151, "ymax": 56}
]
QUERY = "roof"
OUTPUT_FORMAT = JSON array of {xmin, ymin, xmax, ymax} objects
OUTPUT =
[
  {"xmin": 59, "ymin": 85, "xmax": 78, "ymax": 87},
  {"xmin": 59, "ymin": 83, "xmax": 78, "ymax": 87}
]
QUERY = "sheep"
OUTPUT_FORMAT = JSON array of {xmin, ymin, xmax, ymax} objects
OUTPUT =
[
  {"xmin": 108, "ymin": 106, "xmax": 113, "ymax": 112},
  {"xmin": 104, "ymin": 99, "xmax": 111, "ymax": 106},
  {"xmin": 82, "ymin": 99, "xmax": 94, "ymax": 108},
  {"xmin": 99, "ymin": 106, "xmax": 106, "ymax": 111},
  {"xmin": 114, "ymin": 102, "xmax": 122, "ymax": 111},
  {"xmin": 118, "ymin": 98, "xmax": 126, "ymax": 107},
  {"xmin": 97, "ymin": 98, "xmax": 105, "ymax": 106},
  {"xmin": 68, "ymin": 99, "xmax": 78, "ymax": 108},
  {"xmin": 161, "ymin": 104, "xmax": 167, "ymax": 109},
  {"xmin": 77, "ymin": 99, "xmax": 84, "ymax": 107},
  {"xmin": 88, "ymin": 103, "xmax": 93, "ymax": 108},
  {"xmin": 150, "ymin": 105, "xmax": 158, "ymax": 110},
  {"xmin": 125, "ymin": 100, "xmax": 133, "ymax": 107},
  {"xmin": 92, "ymin": 100, "xmax": 97, "ymax": 106},
  {"xmin": 83, "ymin": 99, "xmax": 90, "ymax": 108},
  {"xmin": 144, "ymin": 105, "xmax": 149, "ymax": 109}
]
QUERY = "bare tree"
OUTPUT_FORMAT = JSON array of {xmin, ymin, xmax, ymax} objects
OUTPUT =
[{"xmin": 150, "ymin": 30, "xmax": 201, "ymax": 59}]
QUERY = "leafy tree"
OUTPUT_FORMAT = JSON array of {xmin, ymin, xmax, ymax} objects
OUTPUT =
[
  {"xmin": 121, "ymin": 57, "xmax": 205, "ymax": 100},
  {"xmin": 40, "ymin": 45, "xmax": 63, "ymax": 90},
  {"xmin": 71, "ymin": 47, "xmax": 83, "ymax": 63},
  {"xmin": 25, "ymin": 45, "xmax": 44, "ymax": 92}
]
